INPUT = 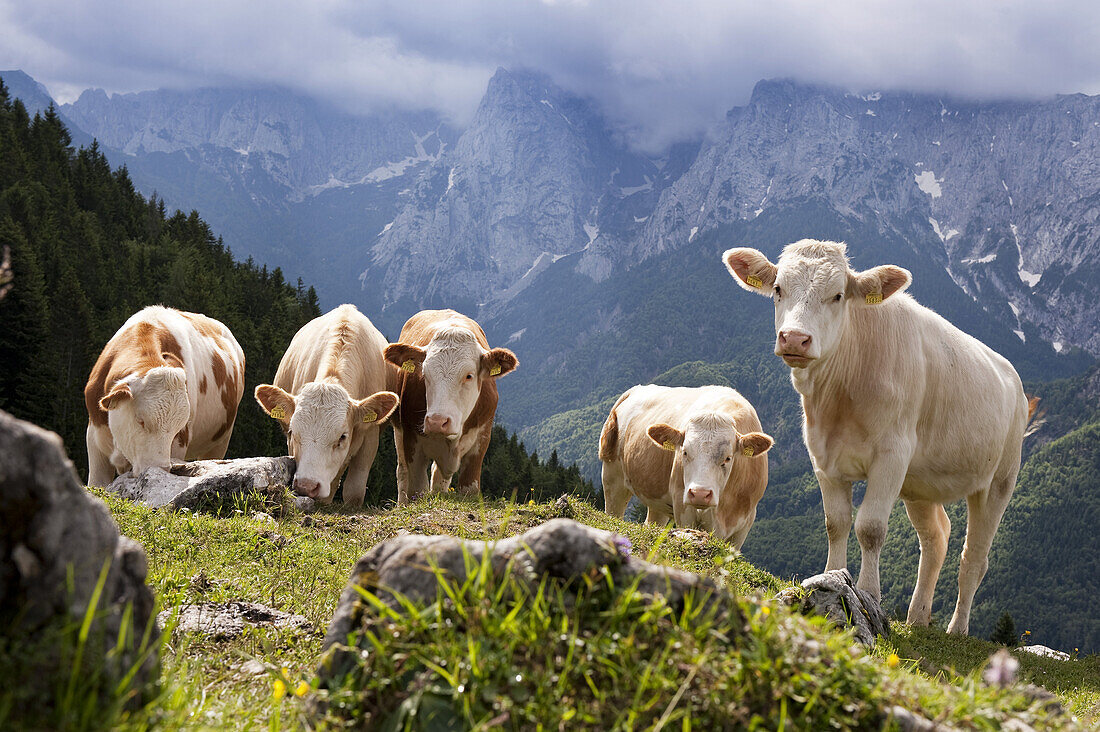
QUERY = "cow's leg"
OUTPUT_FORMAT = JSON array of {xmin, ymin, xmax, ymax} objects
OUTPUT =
[
  {"xmin": 903, "ymin": 498, "xmax": 950, "ymax": 626},
  {"xmin": 645, "ymin": 505, "xmax": 671, "ymax": 526},
  {"xmin": 948, "ymin": 476, "xmax": 1015, "ymax": 635},
  {"xmin": 454, "ymin": 433, "xmax": 490, "ymax": 498},
  {"xmin": 818, "ymin": 471, "xmax": 853, "ymax": 572},
  {"xmin": 341, "ymin": 430, "xmax": 378, "ymax": 508},
  {"xmin": 86, "ymin": 426, "xmax": 115, "ymax": 487},
  {"xmin": 394, "ymin": 427, "xmax": 420, "ymax": 507},
  {"xmin": 854, "ymin": 456, "xmax": 908, "ymax": 600},
  {"xmin": 601, "ymin": 461, "xmax": 631, "ymax": 518},
  {"xmin": 430, "ymin": 464, "xmax": 454, "ymax": 494},
  {"xmin": 404, "ymin": 452, "xmax": 431, "ymax": 504}
]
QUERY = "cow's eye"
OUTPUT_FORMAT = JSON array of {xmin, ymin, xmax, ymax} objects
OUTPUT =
[
  {"xmin": 466, "ymin": 373, "xmax": 474, "ymax": 381},
  {"xmin": 724, "ymin": 456, "xmax": 731, "ymax": 464},
  {"xmin": 834, "ymin": 293, "xmax": 843, "ymax": 302},
  {"xmin": 774, "ymin": 285, "xmax": 782, "ymax": 298},
  {"xmin": 338, "ymin": 433, "xmax": 347, "ymax": 444}
]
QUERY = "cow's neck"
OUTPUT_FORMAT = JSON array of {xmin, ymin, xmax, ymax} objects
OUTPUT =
[{"xmin": 789, "ymin": 316, "xmax": 863, "ymax": 404}]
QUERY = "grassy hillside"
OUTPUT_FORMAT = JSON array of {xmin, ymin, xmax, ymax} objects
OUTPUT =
[{"xmin": 5, "ymin": 492, "xmax": 1095, "ymax": 730}]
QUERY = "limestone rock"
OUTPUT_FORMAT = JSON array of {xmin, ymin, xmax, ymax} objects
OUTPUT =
[
  {"xmin": 322, "ymin": 518, "xmax": 742, "ymax": 666},
  {"xmin": 777, "ymin": 568, "xmax": 889, "ymax": 646},
  {"xmin": 161, "ymin": 601, "xmax": 313, "ymax": 640},
  {"xmin": 105, "ymin": 456, "xmax": 309, "ymax": 513},
  {"xmin": 1017, "ymin": 644, "xmax": 1070, "ymax": 661},
  {"xmin": 0, "ymin": 409, "xmax": 158, "ymax": 708}
]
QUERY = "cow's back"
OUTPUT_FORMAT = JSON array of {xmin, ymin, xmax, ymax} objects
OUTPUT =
[{"xmin": 274, "ymin": 304, "xmax": 389, "ymax": 399}]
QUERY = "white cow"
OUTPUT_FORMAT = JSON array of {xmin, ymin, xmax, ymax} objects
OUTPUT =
[
  {"xmin": 255, "ymin": 305, "xmax": 399, "ymax": 506},
  {"xmin": 723, "ymin": 239, "xmax": 1037, "ymax": 635},
  {"xmin": 599, "ymin": 384, "xmax": 774, "ymax": 549},
  {"xmin": 85, "ymin": 306, "xmax": 245, "ymax": 486}
]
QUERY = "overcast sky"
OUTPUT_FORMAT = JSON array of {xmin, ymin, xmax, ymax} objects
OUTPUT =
[{"xmin": 3, "ymin": 0, "xmax": 1099, "ymax": 150}]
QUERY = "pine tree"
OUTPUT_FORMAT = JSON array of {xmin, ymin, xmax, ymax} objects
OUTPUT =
[{"xmin": 990, "ymin": 612, "xmax": 1018, "ymax": 647}]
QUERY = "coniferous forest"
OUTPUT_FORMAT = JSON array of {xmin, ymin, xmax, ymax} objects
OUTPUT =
[{"xmin": 0, "ymin": 79, "xmax": 593, "ymax": 504}]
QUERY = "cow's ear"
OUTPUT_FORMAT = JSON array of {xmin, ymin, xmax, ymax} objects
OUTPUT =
[
  {"xmin": 723, "ymin": 247, "xmax": 777, "ymax": 295},
  {"xmin": 647, "ymin": 423, "xmax": 685, "ymax": 452},
  {"xmin": 738, "ymin": 431, "xmax": 774, "ymax": 458},
  {"xmin": 100, "ymin": 383, "xmax": 133, "ymax": 411},
  {"xmin": 850, "ymin": 264, "xmax": 911, "ymax": 304},
  {"xmin": 354, "ymin": 391, "xmax": 399, "ymax": 425},
  {"xmin": 481, "ymin": 348, "xmax": 518, "ymax": 378},
  {"xmin": 384, "ymin": 343, "xmax": 426, "ymax": 373},
  {"xmin": 255, "ymin": 384, "xmax": 295, "ymax": 423}
]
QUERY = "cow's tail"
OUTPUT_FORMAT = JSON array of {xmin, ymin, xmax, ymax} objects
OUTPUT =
[
  {"xmin": 598, "ymin": 407, "xmax": 619, "ymax": 462},
  {"xmin": 1023, "ymin": 395, "xmax": 1045, "ymax": 438}
]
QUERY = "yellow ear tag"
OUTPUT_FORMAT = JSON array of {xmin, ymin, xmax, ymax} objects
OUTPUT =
[
  {"xmin": 269, "ymin": 405, "xmax": 286, "ymax": 420},
  {"xmin": 742, "ymin": 446, "xmax": 755, "ymax": 457},
  {"xmin": 865, "ymin": 292, "xmax": 883, "ymax": 305},
  {"xmin": 746, "ymin": 275, "xmax": 763, "ymax": 288},
  {"xmin": 489, "ymin": 364, "xmax": 502, "ymax": 376},
  {"xmin": 662, "ymin": 440, "xmax": 677, "ymax": 451},
  {"xmin": 401, "ymin": 360, "xmax": 417, "ymax": 373},
  {"xmin": 363, "ymin": 411, "xmax": 377, "ymax": 423}
]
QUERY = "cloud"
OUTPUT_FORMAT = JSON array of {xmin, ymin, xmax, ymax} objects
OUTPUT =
[{"xmin": 3, "ymin": 0, "xmax": 1100, "ymax": 150}]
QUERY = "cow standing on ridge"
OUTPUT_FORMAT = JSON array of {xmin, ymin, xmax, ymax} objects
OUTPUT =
[
  {"xmin": 599, "ymin": 384, "xmax": 774, "ymax": 549},
  {"xmin": 255, "ymin": 305, "xmax": 399, "ymax": 506},
  {"xmin": 723, "ymin": 239, "xmax": 1037, "ymax": 635},
  {"xmin": 384, "ymin": 309, "xmax": 517, "ymax": 505},
  {"xmin": 85, "ymin": 306, "xmax": 245, "ymax": 486}
]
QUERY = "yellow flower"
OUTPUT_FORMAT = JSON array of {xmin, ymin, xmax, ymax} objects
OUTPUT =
[
  {"xmin": 273, "ymin": 679, "xmax": 286, "ymax": 700},
  {"xmin": 887, "ymin": 653, "xmax": 900, "ymax": 668},
  {"xmin": 1025, "ymin": 630, "xmax": 1031, "ymax": 635},
  {"xmin": 294, "ymin": 681, "xmax": 310, "ymax": 697},
  {"xmin": 528, "ymin": 500, "xmax": 536, "ymax": 506},
  {"xmin": 760, "ymin": 606, "xmax": 771, "ymax": 616}
]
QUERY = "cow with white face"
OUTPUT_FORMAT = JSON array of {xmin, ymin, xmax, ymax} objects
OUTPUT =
[
  {"xmin": 723, "ymin": 239, "xmax": 1038, "ymax": 635},
  {"xmin": 599, "ymin": 385, "xmax": 774, "ymax": 548},
  {"xmin": 85, "ymin": 306, "xmax": 245, "ymax": 486},
  {"xmin": 255, "ymin": 305, "xmax": 399, "ymax": 506},
  {"xmin": 383, "ymin": 310, "xmax": 517, "ymax": 505}
]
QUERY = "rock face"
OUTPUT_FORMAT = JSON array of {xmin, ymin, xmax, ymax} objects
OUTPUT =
[
  {"xmin": 105, "ymin": 456, "xmax": 312, "ymax": 513},
  {"xmin": 162, "ymin": 601, "xmax": 312, "ymax": 640},
  {"xmin": 778, "ymin": 569, "xmax": 889, "ymax": 646},
  {"xmin": 321, "ymin": 518, "xmax": 741, "ymax": 663},
  {"xmin": 0, "ymin": 409, "xmax": 158, "ymax": 703}
]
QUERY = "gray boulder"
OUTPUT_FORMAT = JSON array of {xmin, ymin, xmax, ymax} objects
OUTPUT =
[
  {"xmin": 322, "ymin": 518, "xmax": 742, "ymax": 666},
  {"xmin": 105, "ymin": 456, "xmax": 312, "ymax": 513},
  {"xmin": 0, "ymin": 409, "xmax": 158, "ymax": 708},
  {"xmin": 777, "ymin": 568, "xmax": 889, "ymax": 646}
]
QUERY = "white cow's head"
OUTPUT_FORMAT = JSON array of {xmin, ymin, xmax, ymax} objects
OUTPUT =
[
  {"xmin": 100, "ymin": 366, "xmax": 190, "ymax": 474},
  {"xmin": 384, "ymin": 329, "xmax": 517, "ymax": 438},
  {"xmin": 723, "ymin": 240, "xmax": 911, "ymax": 368},
  {"xmin": 255, "ymin": 382, "xmax": 399, "ymax": 499},
  {"xmin": 647, "ymin": 414, "xmax": 773, "ymax": 509}
]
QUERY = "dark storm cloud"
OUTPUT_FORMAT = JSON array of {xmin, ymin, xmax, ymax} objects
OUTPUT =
[{"xmin": 3, "ymin": 0, "xmax": 1099, "ymax": 150}]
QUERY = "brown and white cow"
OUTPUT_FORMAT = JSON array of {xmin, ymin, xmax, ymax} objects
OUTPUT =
[
  {"xmin": 599, "ymin": 384, "xmax": 774, "ymax": 549},
  {"xmin": 254, "ymin": 305, "xmax": 399, "ymax": 506},
  {"xmin": 383, "ymin": 309, "xmax": 517, "ymax": 505},
  {"xmin": 85, "ymin": 306, "xmax": 245, "ymax": 486},
  {"xmin": 723, "ymin": 239, "xmax": 1038, "ymax": 635}
]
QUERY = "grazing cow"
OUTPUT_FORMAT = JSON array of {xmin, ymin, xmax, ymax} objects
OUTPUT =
[
  {"xmin": 723, "ymin": 239, "xmax": 1037, "ymax": 635},
  {"xmin": 383, "ymin": 309, "xmax": 517, "ymax": 505},
  {"xmin": 85, "ymin": 306, "xmax": 245, "ymax": 486},
  {"xmin": 598, "ymin": 385, "xmax": 774, "ymax": 548},
  {"xmin": 254, "ymin": 305, "xmax": 399, "ymax": 506}
]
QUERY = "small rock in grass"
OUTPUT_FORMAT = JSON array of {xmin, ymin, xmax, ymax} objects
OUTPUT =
[
  {"xmin": 777, "ymin": 568, "xmax": 888, "ymax": 646},
  {"xmin": 1016, "ymin": 644, "xmax": 1070, "ymax": 661},
  {"xmin": 162, "ymin": 601, "xmax": 313, "ymax": 640},
  {"xmin": 240, "ymin": 659, "xmax": 268, "ymax": 676}
]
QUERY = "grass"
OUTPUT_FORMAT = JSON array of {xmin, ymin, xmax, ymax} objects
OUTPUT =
[{"xmin": 9, "ymin": 491, "xmax": 1096, "ymax": 730}]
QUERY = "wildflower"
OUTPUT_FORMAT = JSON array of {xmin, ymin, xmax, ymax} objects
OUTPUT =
[
  {"xmin": 612, "ymin": 535, "xmax": 632, "ymax": 557},
  {"xmin": 273, "ymin": 679, "xmax": 287, "ymax": 700},
  {"xmin": 294, "ymin": 681, "xmax": 310, "ymax": 697},
  {"xmin": 887, "ymin": 653, "xmax": 900, "ymax": 668},
  {"xmin": 1024, "ymin": 630, "xmax": 1031, "ymax": 635},
  {"xmin": 983, "ymin": 648, "xmax": 1019, "ymax": 688},
  {"xmin": 760, "ymin": 606, "xmax": 771, "ymax": 617},
  {"xmin": 528, "ymin": 500, "xmax": 536, "ymax": 506}
]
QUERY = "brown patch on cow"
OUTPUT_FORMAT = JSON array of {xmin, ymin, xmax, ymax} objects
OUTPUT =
[
  {"xmin": 199, "ymin": 374, "xmax": 208, "ymax": 394},
  {"xmin": 211, "ymin": 355, "xmax": 240, "ymax": 445},
  {"xmin": 85, "ymin": 320, "xmax": 185, "ymax": 427},
  {"xmin": 396, "ymin": 309, "xmax": 490, "ymax": 349},
  {"xmin": 176, "ymin": 425, "xmax": 190, "ymax": 449}
]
